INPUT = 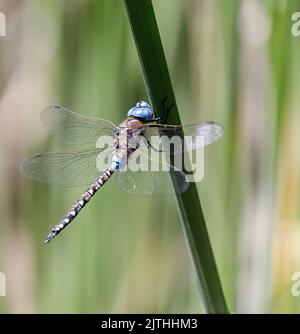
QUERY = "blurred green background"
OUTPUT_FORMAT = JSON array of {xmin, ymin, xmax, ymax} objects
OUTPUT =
[{"xmin": 0, "ymin": 0, "xmax": 300, "ymax": 313}]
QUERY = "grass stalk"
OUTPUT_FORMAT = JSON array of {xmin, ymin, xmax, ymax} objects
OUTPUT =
[{"xmin": 123, "ymin": 0, "xmax": 229, "ymax": 313}]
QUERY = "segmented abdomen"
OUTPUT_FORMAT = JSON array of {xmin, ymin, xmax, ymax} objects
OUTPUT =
[{"xmin": 44, "ymin": 169, "xmax": 114, "ymax": 243}]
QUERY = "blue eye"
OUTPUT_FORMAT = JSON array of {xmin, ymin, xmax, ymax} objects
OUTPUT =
[{"xmin": 127, "ymin": 101, "xmax": 153, "ymax": 120}]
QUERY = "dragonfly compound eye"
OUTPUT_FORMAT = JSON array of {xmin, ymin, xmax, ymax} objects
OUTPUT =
[{"xmin": 127, "ymin": 101, "xmax": 153, "ymax": 121}]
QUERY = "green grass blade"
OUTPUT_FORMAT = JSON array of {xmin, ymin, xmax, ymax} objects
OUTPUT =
[{"xmin": 123, "ymin": 0, "xmax": 229, "ymax": 313}]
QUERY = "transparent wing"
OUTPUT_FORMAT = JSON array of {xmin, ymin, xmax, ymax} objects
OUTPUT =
[
  {"xmin": 114, "ymin": 149, "xmax": 189, "ymax": 196},
  {"xmin": 114, "ymin": 169, "xmax": 189, "ymax": 196},
  {"xmin": 41, "ymin": 105, "xmax": 117, "ymax": 144},
  {"xmin": 143, "ymin": 121, "xmax": 224, "ymax": 154},
  {"xmin": 21, "ymin": 145, "xmax": 115, "ymax": 187}
]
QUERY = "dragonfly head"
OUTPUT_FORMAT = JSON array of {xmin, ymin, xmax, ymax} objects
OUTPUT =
[{"xmin": 127, "ymin": 101, "xmax": 153, "ymax": 121}]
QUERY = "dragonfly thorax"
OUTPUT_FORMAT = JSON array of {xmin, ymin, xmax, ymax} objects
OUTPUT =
[
  {"xmin": 116, "ymin": 118, "xmax": 146, "ymax": 148},
  {"xmin": 112, "ymin": 117, "xmax": 147, "ymax": 171}
]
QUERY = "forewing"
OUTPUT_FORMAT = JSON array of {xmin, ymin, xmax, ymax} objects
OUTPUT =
[
  {"xmin": 41, "ymin": 105, "xmax": 117, "ymax": 144},
  {"xmin": 143, "ymin": 122, "xmax": 224, "ymax": 153}
]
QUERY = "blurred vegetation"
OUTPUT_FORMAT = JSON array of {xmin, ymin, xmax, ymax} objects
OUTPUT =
[{"xmin": 0, "ymin": 0, "xmax": 300, "ymax": 313}]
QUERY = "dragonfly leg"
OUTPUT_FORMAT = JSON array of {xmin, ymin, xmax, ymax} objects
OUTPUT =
[
  {"xmin": 160, "ymin": 96, "xmax": 174, "ymax": 122},
  {"xmin": 143, "ymin": 116, "xmax": 161, "ymax": 123},
  {"xmin": 143, "ymin": 137, "xmax": 164, "ymax": 153}
]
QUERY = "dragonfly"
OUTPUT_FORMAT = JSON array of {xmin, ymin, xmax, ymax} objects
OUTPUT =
[{"xmin": 21, "ymin": 101, "xmax": 224, "ymax": 244}]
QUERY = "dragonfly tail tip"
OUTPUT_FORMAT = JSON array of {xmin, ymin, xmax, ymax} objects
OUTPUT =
[{"xmin": 44, "ymin": 233, "xmax": 53, "ymax": 244}]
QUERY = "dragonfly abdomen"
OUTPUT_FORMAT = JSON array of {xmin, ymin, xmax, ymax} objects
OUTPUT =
[{"xmin": 44, "ymin": 168, "xmax": 114, "ymax": 244}]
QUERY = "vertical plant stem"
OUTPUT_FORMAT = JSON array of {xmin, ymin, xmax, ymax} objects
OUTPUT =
[{"xmin": 124, "ymin": 0, "xmax": 229, "ymax": 313}]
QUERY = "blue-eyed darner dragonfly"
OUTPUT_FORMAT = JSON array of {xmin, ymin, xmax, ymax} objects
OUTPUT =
[{"xmin": 21, "ymin": 101, "xmax": 223, "ymax": 244}]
